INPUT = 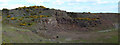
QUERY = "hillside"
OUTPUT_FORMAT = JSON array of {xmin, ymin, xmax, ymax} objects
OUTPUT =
[{"xmin": 2, "ymin": 6, "xmax": 118, "ymax": 43}]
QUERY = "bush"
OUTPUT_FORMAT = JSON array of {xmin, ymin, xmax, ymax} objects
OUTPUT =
[
  {"xmin": 20, "ymin": 23, "xmax": 26, "ymax": 26},
  {"xmin": 40, "ymin": 6, "xmax": 46, "ymax": 8},
  {"xmin": 7, "ymin": 15, "xmax": 11, "ymax": 18},
  {"xmin": 26, "ymin": 9, "xmax": 29, "ymax": 12},
  {"xmin": 39, "ymin": 15, "xmax": 44, "ymax": 18},
  {"xmin": 88, "ymin": 12, "xmax": 91, "ymax": 13},
  {"xmin": 45, "ymin": 16, "xmax": 49, "ymax": 17},
  {"xmin": 39, "ymin": 11, "xmax": 42, "ymax": 13},
  {"xmin": 33, "ymin": 13, "xmax": 37, "ymax": 15},
  {"xmin": 29, "ymin": 16, "xmax": 33, "ymax": 18},
  {"xmin": 31, "ymin": 19, "xmax": 35, "ymax": 21},
  {"xmin": 28, "ymin": 23, "xmax": 32, "ymax": 26},
  {"xmin": 25, "ymin": 16, "xmax": 29, "ymax": 18},
  {"xmin": 92, "ymin": 14, "xmax": 96, "ymax": 15},
  {"xmin": 11, "ymin": 17, "xmax": 16, "ymax": 20},
  {"xmin": 18, "ymin": 7, "xmax": 22, "ymax": 10},
  {"xmin": 23, "ymin": 6, "xmax": 27, "ymax": 8},
  {"xmin": 19, "ymin": 18, "xmax": 23, "ymax": 21},
  {"xmin": 23, "ymin": 13, "xmax": 26, "ymax": 16},
  {"xmin": 33, "ymin": 15, "xmax": 38, "ymax": 18},
  {"xmin": 10, "ymin": 13, "xmax": 14, "ymax": 14},
  {"xmin": 22, "ymin": 17, "xmax": 25, "ymax": 18},
  {"xmin": 35, "ymin": 6, "xmax": 39, "ymax": 9}
]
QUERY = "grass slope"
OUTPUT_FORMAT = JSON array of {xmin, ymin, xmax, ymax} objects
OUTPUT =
[{"xmin": 2, "ymin": 24, "xmax": 56, "ymax": 43}]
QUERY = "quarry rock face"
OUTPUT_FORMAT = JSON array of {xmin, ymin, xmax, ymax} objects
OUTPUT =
[{"xmin": 2, "ymin": 6, "xmax": 118, "ymax": 32}]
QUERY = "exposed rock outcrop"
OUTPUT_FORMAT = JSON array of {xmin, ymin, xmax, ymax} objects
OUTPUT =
[{"xmin": 2, "ymin": 6, "xmax": 118, "ymax": 33}]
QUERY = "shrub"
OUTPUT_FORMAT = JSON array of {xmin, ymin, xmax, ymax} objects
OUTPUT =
[
  {"xmin": 28, "ymin": 23, "xmax": 32, "ymax": 26},
  {"xmin": 88, "ymin": 12, "xmax": 91, "ymax": 13},
  {"xmin": 33, "ymin": 13, "xmax": 37, "ymax": 15},
  {"xmin": 11, "ymin": 17, "xmax": 16, "ymax": 20},
  {"xmin": 33, "ymin": 15, "xmax": 38, "ymax": 18},
  {"xmin": 31, "ymin": 19, "xmax": 35, "ymax": 21},
  {"xmin": 7, "ymin": 15, "xmax": 11, "ymax": 18},
  {"xmin": 18, "ymin": 7, "xmax": 22, "ymax": 10},
  {"xmin": 30, "ymin": 12, "xmax": 36, "ymax": 15},
  {"xmin": 30, "ymin": 6, "xmax": 36, "ymax": 8},
  {"xmin": 45, "ymin": 16, "xmax": 49, "ymax": 17},
  {"xmin": 20, "ymin": 23, "xmax": 26, "ymax": 26},
  {"xmin": 44, "ymin": 8, "xmax": 49, "ymax": 10},
  {"xmin": 51, "ymin": 8, "xmax": 55, "ymax": 10},
  {"xmin": 35, "ymin": 6, "xmax": 39, "ymax": 9},
  {"xmin": 25, "ymin": 16, "xmax": 29, "ymax": 18},
  {"xmin": 22, "ymin": 17, "xmax": 25, "ymax": 18},
  {"xmin": 87, "ymin": 18, "xmax": 92, "ymax": 20},
  {"xmin": 19, "ymin": 18, "xmax": 23, "ymax": 21},
  {"xmin": 23, "ymin": 13, "xmax": 26, "ymax": 16},
  {"xmin": 92, "ymin": 14, "xmax": 96, "ymax": 15},
  {"xmin": 10, "ymin": 13, "xmax": 14, "ymax": 14},
  {"xmin": 39, "ymin": 15, "xmax": 44, "ymax": 18},
  {"xmin": 23, "ymin": 6, "xmax": 27, "ymax": 8},
  {"xmin": 40, "ymin": 6, "xmax": 46, "ymax": 8},
  {"xmin": 39, "ymin": 11, "xmax": 42, "ymax": 13},
  {"xmin": 96, "ymin": 18, "xmax": 100, "ymax": 19},
  {"xmin": 83, "ymin": 12, "xmax": 86, "ymax": 13},
  {"xmin": 75, "ymin": 18, "xmax": 96, "ymax": 20},
  {"xmin": 93, "ymin": 18, "xmax": 97, "ymax": 20},
  {"xmin": 29, "ymin": 16, "xmax": 33, "ymax": 18},
  {"xmin": 26, "ymin": 9, "xmax": 29, "ymax": 12}
]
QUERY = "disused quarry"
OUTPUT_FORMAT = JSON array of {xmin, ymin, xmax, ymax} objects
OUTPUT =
[{"xmin": 2, "ymin": 6, "xmax": 119, "ymax": 43}]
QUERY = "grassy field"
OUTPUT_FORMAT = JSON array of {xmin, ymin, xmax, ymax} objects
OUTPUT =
[
  {"xmin": 2, "ymin": 23, "xmax": 118, "ymax": 43},
  {"xmin": 2, "ymin": 24, "xmax": 57, "ymax": 43},
  {"xmin": 59, "ymin": 29, "xmax": 118, "ymax": 43},
  {"xmin": 0, "ymin": 16, "xmax": 2, "ymax": 44}
]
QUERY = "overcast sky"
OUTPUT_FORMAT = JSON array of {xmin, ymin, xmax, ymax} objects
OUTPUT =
[{"xmin": 0, "ymin": 0, "xmax": 119, "ymax": 13}]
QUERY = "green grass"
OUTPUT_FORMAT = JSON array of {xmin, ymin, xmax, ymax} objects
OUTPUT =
[
  {"xmin": 67, "ymin": 35, "xmax": 118, "ymax": 43},
  {"xmin": 2, "ymin": 25, "xmax": 55, "ymax": 43},
  {"xmin": 0, "ymin": 17, "xmax": 2, "ymax": 44},
  {"xmin": 96, "ymin": 35, "xmax": 118, "ymax": 43},
  {"xmin": 2, "ymin": 20, "xmax": 118, "ymax": 43},
  {"xmin": 63, "ymin": 29, "xmax": 118, "ymax": 43}
]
